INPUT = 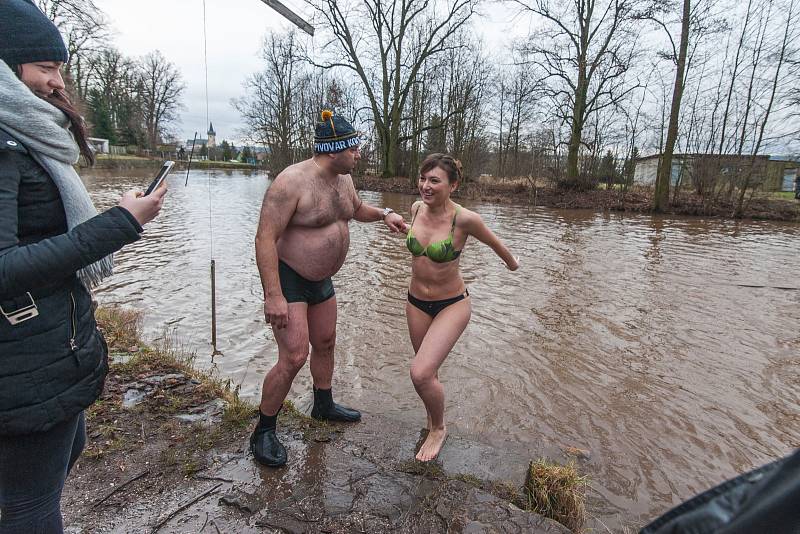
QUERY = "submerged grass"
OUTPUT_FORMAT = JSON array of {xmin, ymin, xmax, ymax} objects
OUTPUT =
[{"xmin": 523, "ymin": 459, "xmax": 588, "ymax": 533}]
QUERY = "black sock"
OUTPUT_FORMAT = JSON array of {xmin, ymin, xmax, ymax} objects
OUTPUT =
[{"xmin": 258, "ymin": 410, "xmax": 277, "ymax": 431}]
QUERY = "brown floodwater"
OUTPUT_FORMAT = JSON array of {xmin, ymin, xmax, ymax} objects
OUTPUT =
[{"xmin": 84, "ymin": 169, "xmax": 799, "ymax": 530}]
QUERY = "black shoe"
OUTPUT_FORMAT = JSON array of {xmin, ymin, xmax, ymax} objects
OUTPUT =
[
  {"xmin": 310, "ymin": 387, "xmax": 361, "ymax": 422},
  {"xmin": 250, "ymin": 426, "xmax": 287, "ymax": 467}
]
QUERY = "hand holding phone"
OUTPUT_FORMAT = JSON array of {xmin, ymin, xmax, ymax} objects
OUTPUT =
[{"xmin": 145, "ymin": 161, "xmax": 174, "ymax": 195}]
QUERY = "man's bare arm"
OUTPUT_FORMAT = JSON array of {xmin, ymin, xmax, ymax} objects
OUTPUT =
[
  {"xmin": 255, "ymin": 174, "xmax": 299, "ymax": 299},
  {"xmin": 347, "ymin": 177, "xmax": 408, "ymax": 232}
]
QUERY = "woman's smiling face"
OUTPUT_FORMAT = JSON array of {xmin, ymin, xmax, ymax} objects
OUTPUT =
[
  {"xmin": 19, "ymin": 61, "xmax": 65, "ymax": 98},
  {"xmin": 418, "ymin": 166, "xmax": 454, "ymax": 204}
]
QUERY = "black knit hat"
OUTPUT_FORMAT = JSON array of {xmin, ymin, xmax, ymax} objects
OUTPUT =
[
  {"xmin": 0, "ymin": 0, "xmax": 69, "ymax": 67},
  {"xmin": 314, "ymin": 110, "xmax": 360, "ymax": 154}
]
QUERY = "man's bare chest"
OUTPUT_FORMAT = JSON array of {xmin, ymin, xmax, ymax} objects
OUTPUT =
[{"xmin": 292, "ymin": 182, "xmax": 354, "ymax": 227}]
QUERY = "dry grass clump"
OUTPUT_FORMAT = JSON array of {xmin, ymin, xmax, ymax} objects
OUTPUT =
[
  {"xmin": 523, "ymin": 459, "xmax": 588, "ymax": 533},
  {"xmin": 95, "ymin": 305, "xmax": 142, "ymax": 350}
]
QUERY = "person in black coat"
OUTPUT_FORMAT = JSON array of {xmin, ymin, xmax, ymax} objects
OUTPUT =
[{"xmin": 0, "ymin": 2, "xmax": 167, "ymax": 532}]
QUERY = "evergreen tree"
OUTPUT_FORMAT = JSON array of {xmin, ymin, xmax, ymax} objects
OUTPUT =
[
  {"xmin": 87, "ymin": 89, "xmax": 116, "ymax": 144},
  {"xmin": 598, "ymin": 150, "xmax": 617, "ymax": 187},
  {"xmin": 221, "ymin": 140, "xmax": 232, "ymax": 161}
]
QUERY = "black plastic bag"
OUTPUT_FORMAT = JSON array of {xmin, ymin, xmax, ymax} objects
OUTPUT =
[{"xmin": 640, "ymin": 449, "xmax": 800, "ymax": 534}]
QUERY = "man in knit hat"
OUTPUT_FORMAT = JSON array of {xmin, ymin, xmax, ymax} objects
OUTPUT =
[{"xmin": 252, "ymin": 110, "xmax": 406, "ymax": 467}]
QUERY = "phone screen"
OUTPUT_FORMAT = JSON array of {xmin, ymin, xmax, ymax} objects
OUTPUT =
[{"xmin": 145, "ymin": 161, "xmax": 174, "ymax": 195}]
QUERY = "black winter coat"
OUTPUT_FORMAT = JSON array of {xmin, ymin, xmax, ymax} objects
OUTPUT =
[{"xmin": 0, "ymin": 128, "xmax": 142, "ymax": 436}]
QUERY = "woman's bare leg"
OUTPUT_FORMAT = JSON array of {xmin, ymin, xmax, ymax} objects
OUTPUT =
[
  {"xmin": 408, "ymin": 298, "xmax": 471, "ymax": 461},
  {"xmin": 406, "ymin": 301, "xmax": 433, "ymax": 430}
]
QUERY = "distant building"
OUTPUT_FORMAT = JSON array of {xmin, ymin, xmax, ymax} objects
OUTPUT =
[
  {"xmin": 207, "ymin": 122, "xmax": 216, "ymax": 149},
  {"xmin": 184, "ymin": 123, "xmax": 218, "ymax": 154},
  {"xmin": 87, "ymin": 137, "xmax": 109, "ymax": 154},
  {"xmin": 633, "ymin": 153, "xmax": 800, "ymax": 192}
]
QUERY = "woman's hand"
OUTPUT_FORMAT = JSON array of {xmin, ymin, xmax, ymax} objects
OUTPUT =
[{"xmin": 118, "ymin": 186, "xmax": 167, "ymax": 226}]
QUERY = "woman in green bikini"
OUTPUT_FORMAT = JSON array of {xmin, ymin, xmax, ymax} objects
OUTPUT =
[{"xmin": 405, "ymin": 153, "xmax": 519, "ymax": 461}]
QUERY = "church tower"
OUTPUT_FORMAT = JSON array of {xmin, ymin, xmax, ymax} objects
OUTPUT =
[{"xmin": 207, "ymin": 122, "xmax": 216, "ymax": 149}]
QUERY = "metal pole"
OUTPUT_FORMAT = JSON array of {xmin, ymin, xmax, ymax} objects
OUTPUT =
[
  {"xmin": 211, "ymin": 259, "xmax": 217, "ymax": 353},
  {"xmin": 258, "ymin": 0, "xmax": 314, "ymax": 36}
]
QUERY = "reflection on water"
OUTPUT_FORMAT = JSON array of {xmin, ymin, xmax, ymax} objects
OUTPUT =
[{"xmin": 84, "ymin": 169, "xmax": 800, "ymax": 529}]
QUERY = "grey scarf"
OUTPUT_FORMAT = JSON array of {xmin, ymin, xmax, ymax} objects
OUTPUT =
[{"xmin": 0, "ymin": 61, "xmax": 112, "ymax": 288}]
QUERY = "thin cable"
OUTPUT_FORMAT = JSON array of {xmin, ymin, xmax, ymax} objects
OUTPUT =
[
  {"xmin": 202, "ymin": 0, "xmax": 220, "ymax": 356},
  {"xmin": 202, "ymin": 0, "xmax": 213, "ymax": 256}
]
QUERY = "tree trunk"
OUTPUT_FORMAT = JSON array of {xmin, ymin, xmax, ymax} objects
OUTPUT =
[
  {"xmin": 565, "ymin": 69, "xmax": 587, "ymax": 188},
  {"xmin": 653, "ymin": 0, "xmax": 690, "ymax": 212}
]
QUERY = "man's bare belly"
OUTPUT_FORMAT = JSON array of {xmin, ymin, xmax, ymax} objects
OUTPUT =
[{"xmin": 277, "ymin": 222, "xmax": 350, "ymax": 281}]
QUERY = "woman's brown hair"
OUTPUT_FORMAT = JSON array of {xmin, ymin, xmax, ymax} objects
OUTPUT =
[
  {"xmin": 11, "ymin": 63, "xmax": 95, "ymax": 166},
  {"xmin": 420, "ymin": 153, "xmax": 462, "ymax": 184}
]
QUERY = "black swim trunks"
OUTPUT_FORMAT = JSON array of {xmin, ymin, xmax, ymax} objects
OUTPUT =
[
  {"xmin": 278, "ymin": 260, "xmax": 335, "ymax": 305},
  {"xmin": 407, "ymin": 289, "xmax": 469, "ymax": 318}
]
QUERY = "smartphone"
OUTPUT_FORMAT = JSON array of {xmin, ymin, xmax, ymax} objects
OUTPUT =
[{"xmin": 145, "ymin": 161, "xmax": 174, "ymax": 195}]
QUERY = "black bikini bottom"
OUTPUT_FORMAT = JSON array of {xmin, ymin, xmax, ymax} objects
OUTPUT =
[{"xmin": 407, "ymin": 289, "xmax": 469, "ymax": 318}]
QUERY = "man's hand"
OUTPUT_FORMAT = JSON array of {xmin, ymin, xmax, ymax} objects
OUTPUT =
[
  {"xmin": 384, "ymin": 212, "xmax": 408, "ymax": 234},
  {"xmin": 264, "ymin": 295, "xmax": 289, "ymax": 329}
]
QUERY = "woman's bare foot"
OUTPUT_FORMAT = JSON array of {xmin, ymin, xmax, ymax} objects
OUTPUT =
[{"xmin": 416, "ymin": 426, "xmax": 447, "ymax": 462}]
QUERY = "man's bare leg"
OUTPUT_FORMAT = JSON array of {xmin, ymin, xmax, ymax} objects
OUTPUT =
[
  {"xmin": 259, "ymin": 303, "xmax": 311, "ymax": 416},
  {"xmin": 308, "ymin": 296, "xmax": 337, "ymax": 389},
  {"xmin": 251, "ymin": 303, "xmax": 309, "ymax": 467},
  {"xmin": 307, "ymin": 296, "xmax": 361, "ymax": 422}
]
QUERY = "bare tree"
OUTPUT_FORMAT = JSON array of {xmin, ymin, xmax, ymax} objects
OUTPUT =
[
  {"xmin": 733, "ymin": 0, "xmax": 795, "ymax": 216},
  {"xmin": 493, "ymin": 60, "xmax": 540, "ymax": 178},
  {"xmin": 35, "ymin": 0, "xmax": 110, "ymax": 99},
  {"xmin": 650, "ymin": 0, "xmax": 691, "ymax": 211},
  {"xmin": 138, "ymin": 51, "xmax": 185, "ymax": 150},
  {"xmin": 85, "ymin": 48, "xmax": 142, "ymax": 144},
  {"xmin": 235, "ymin": 32, "xmax": 309, "ymax": 171},
  {"xmin": 514, "ymin": 0, "xmax": 642, "ymax": 189},
  {"xmin": 306, "ymin": 0, "xmax": 479, "ymax": 177}
]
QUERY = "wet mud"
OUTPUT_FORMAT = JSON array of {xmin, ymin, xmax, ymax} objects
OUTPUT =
[{"xmin": 62, "ymin": 352, "xmax": 572, "ymax": 533}]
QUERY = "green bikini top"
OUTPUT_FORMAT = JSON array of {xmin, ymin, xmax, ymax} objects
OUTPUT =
[{"xmin": 406, "ymin": 204, "xmax": 462, "ymax": 263}]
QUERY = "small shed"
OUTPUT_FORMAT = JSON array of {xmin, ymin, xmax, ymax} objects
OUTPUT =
[
  {"xmin": 87, "ymin": 137, "xmax": 109, "ymax": 154},
  {"xmin": 633, "ymin": 153, "xmax": 800, "ymax": 192}
]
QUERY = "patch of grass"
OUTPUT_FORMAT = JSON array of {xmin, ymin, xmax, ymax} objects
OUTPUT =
[
  {"xmin": 222, "ymin": 384, "xmax": 258, "ymax": 428},
  {"xmin": 766, "ymin": 191, "xmax": 798, "ymax": 200},
  {"xmin": 83, "ymin": 422, "xmax": 124, "ymax": 459},
  {"xmin": 523, "ymin": 459, "xmax": 588, "ymax": 533},
  {"xmin": 280, "ymin": 399, "xmax": 308, "ymax": 421},
  {"xmin": 95, "ymin": 306, "xmax": 142, "ymax": 350},
  {"xmin": 96, "ymin": 306, "xmax": 261, "ymax": 427},
  {"xmin": 451, "ymin": 473, "xmax": 482, "ymax": 487},
  {"xmin": 486, "ymin": 480, "xmax": 522, "ymax": 505},
  {"xmin": 396, "ymin": 459, "xmax": 445, "ymax": 479}
]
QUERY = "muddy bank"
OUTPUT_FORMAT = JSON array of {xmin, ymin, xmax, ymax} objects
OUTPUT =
[
  {"xmin": 353, "ymin": 175, "xmax": 800, "ymax": 222},
  {"xmin": 61, "ymin": 309, "xmax": 581, "ymax": 533}
]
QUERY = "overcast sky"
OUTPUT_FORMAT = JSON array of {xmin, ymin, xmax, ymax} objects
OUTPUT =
[{"xmin": 98, "ymin": 0, "xmax": 526, "ymax": 145}]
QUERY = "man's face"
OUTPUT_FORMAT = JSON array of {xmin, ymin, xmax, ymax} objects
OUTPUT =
[
  {"xmin": 331, "ymin": 145, "xmax": 361, "ymax": 174},
  {"xmin": 19, "ymin": 61, "xmax": 65, "ymax": 98}
]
